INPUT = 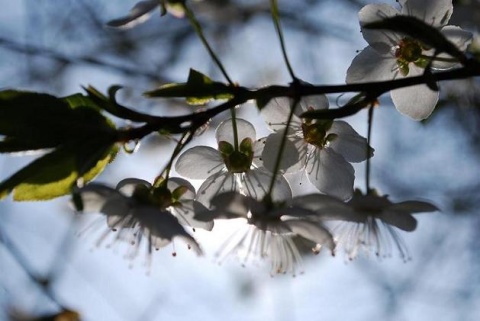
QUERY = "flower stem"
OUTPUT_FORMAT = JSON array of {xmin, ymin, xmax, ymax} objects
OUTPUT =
[
  {"xmin": 181, "ymin": 3, "xmax": 239, "ymax": 149},
  {"xmin": 182, "ymin": 3, "xmax": 233, "ymax": 86},
  {"xmin": 365, "ymin": 104, "xmax": 374, "ymax": 192},
  {"xmin": 230, "ymin": 108, "xmax": 239, "ymax": 150},
  {"xmin": 162, "ymin": 131, "xmax": 194, "ymax": 181},
  {"xmin": 267, "ymin": 97, "xmax": 299, "ymax": 197},
  {"xmin": 270, "ymin": 0, "xmax": 296, "ymax": 81}
]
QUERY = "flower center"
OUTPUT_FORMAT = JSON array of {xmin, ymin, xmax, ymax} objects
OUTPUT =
[
  {"xmin": 301, "ymin": 119, "xmax": 335, "ymax": 148},
  {"xmin": 219, "ymin": 137, "xmax": 254, "ymax": 173},
  {"xmin": 395, "ymin": 38, "xmax": 422, "ymax": 62},
  {"xmin": 393, "ymin": 38, "xmax": 429, "ymax": 76}
]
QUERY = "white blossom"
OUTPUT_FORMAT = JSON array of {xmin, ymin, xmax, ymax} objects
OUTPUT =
[
  {"xmin": 261, "ymin": 96, "xmax": 373, "ymax": 201},
  {"xmin": 75, "ymin": 178, "xmax": 203, "ymax": 260},
  {"xmin": 175, "ymin": 118, "xmax": 292, "ymax": 208},
  {"xmin": 346, "ymin": 0, "xmax": 472, "ymax": 120},
  {"xmin": 195, "ymin": 191, "xmax": 335, "ymax": 275},
  {"xmin": 303, "ymin": 189, "xmax": 439, "ymax": 261}
]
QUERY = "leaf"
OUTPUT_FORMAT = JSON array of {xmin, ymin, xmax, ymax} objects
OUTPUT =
[
  {"xmin": 0, "ymin": 90, "xmax": 120, "ymax": 201},
  {"xmin": 364, "ymin": 15, "xmax": 465, "ymax": 62},
  {"xmin": 0, "ymin": 90, "xmax": 116, "ymax": 148},
  {"xmin": 144, "ymin": 69, "xmax": 234, "ymax": 105},
  {"xmin": 0, "ymin": 140, "xmax": 119, "ymax": 201},
  {"xmin": 62, "ymin": 93, "xmax": 101, "ymax": 111}
]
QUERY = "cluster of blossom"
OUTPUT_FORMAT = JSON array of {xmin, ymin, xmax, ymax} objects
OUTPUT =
[
  {"xmin": 74, "ymin": 0, "xmax": 472, "ymax": 274},
  {"xmin": 76, "ymin": 94, "xmax": 436, "ymax": 274}
]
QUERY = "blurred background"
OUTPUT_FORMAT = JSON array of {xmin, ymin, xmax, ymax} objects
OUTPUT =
[{"xmin": 1, "ymin": 0, "xmax": 479, "ymax": 320}]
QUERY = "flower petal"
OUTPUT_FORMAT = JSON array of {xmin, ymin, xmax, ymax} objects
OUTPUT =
[
  {"xmin": 291, "ymin": 194, "xmax": 356, "ymax": 220},
  {"xmin": 261, "ymin": 132, "xmax": 306, "ymax": 173},
  {"xmin": 388, "ymin": 200, "xmax": 439, "ymax": 213},
  {"xmin": 400, "ymin": 0, "xmax": 452, "ymax": 27},
  {"xmin": 284, "ymin": 219, "xmax": 335, "ymax": 252},
  {"xmin": 306, "ymin": 148, "xmax": 355, "ymax": 201},
  {"xmin": 167, "ymin": 177, "xmax": 196, "ymax": 201},
  {"xmin": 171, "ymin": 200, "xmax": 214, "ymax": 231},
  {"xmin": 216, "ymin": 118, "xmax": 256, "ymax": 144},
  {"xmin": 296, "ymin": 95, "xmax": 329, "ymax": 116},
  {"xmin": 432, "ymin": 26, "xmax": 473, "ymax": 70},
  {"xmin": 208, "ymin": 191, "xmax": 250, "ymax": 219},
  {"xmin": 379, "ymin": 211, "xmax": 418, "ymax": 231},
  {"xmin": 390, "ymin": 69, "xmax": 439, "ymax": 120},
  {"xmin": 116, "ymin": 178, "xmax": 151, "ymax": 196},
  {"xmin": 252, "ymin": 137, "xmax": 267, "ymax": 168},
  {"xmin": 346, "ymin": 46, "xmax": 398, "ymax": 83},
  {"xmin": 77, "ymin": 184, "xmax": 127, "ymax": 214},
  {"xmin": 175, "ymin": 146, "xmax": 224, "ymax": 179},
  {"xmin": 328, "ymin": 121, "xmax": 373, "ymax": 163},
  {"xmin": 359, "ymin": 4, "xmax": 401, "ymax": 51},
  {"xmin": 261, "ymin": 97, "xmax": 303, "ymax": 133},
  {"xmin": 242, "ymin": 168, "xmax": 292, "ymax": 202},
  {"xmin": 196, "ymin": 172, "xmax": 239, "ymax": 208},
  {"xmin": 134, "ymin": 206, "xmax": 202, "ymax": 255}
]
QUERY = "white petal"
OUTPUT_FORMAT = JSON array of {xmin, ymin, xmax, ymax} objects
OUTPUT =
[
  {"xmin": 261, "ymin": 97, "xmax": 303, "ymax": 133},
  {"xmin": 346, "ymin": 46, "xmax": 398, "ymax": 84},
  {"xmin": 359, "ymin": 4, "xmax": 401, "ymax": 51},
  {"xmin": 209, "ymin": 191, "xmax": 250, "ymax": 219},
  {"xmin": 296, "ymin": 95, "xmax": 329, "ymax": 116},
  {"xmin": 175, "ymin": 146, "xmax": 224, "ymax": 179},
  {"xmin": 242, "ymin": 168, "xmax": 292, "ymax": 202},
  {"xmin": 290, "ymin": 194, "xmax": 355, "ymax": 220},
  {"xmin": 261, "ymin": 132, "xmax": 306, "ymax": 173},
  {"xmin": 432, "ymin": 26, "xmax": 473, "ymax": 70},
  {"xmin": 216, "ymin": 118, "xmax": 256, "ymax": 144},
  {"xmin": 401, "ymin": 0, "xmax": 452, "ymax": 27},
  {"xmin": 441, "ymin": 26, "xmax": 473, "ymax": 52},
  {"xmin": 77, "ymin": 184, "xmax": 124, "ymax": 213},
  {"xmin": 171, "ymin": 200, "xmax": 214, "ymax": 231},
  {"xmin": 196, "ymin": 172, "xmax": 239, "ymax": 208},
  {"xmin": 388, "ymin": 200, "xmax": 439, "ymax": 213},
  {"xmin": 101, "ymin": 197, "xmax": 133, "ymax": 228},
  {"xmin": 116, "ymin": 178, "xmax": 151, "ymax": 196},
  {"xmin": 252, "ymin": 137, "xmax": 266, "ymax": 168},
  {"xmin": 284, "ymin": 219, "xmax": 335, "ymax": 251},
  {"xmin": 167, "ymin": 177, "xmax": 196, "ymax": 200},
  {"xmin": 390, "ymin": 66, "xmax": 439, "ymax": 120},
  {"xmin": 134, "ymin": 206, "xmax": 202, "ymax": 255},
  {"xmin": 306, "ymin": 148, "xmax": 355, "ymax": 201},
  {"xmin": 106, "ymin": 1, "xmax": 158, "ymax": 29},
  {"xmin": 328, "ymin": 121, "xmax": 373, "ymax": 163},
  {"xmin": 379, "ymin": 211, "xmax": 418, "ymax": 232}
]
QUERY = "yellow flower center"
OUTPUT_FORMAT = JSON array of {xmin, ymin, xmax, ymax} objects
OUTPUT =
[
  {"xmin": 394, "ymin": 38, "xmax": 429, "ymax": 76},
  {"xmin": 301, "ymin": 119, "xmax": 335, "ymax": 148}
]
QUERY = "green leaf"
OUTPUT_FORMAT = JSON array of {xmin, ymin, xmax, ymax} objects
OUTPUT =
[
  {"xmin": 0, "ymin": 137, "xmax": 51, "ymax": 153},
  {"xmin": 363, "ymin": 15, "xmax": 466, "ymax": 62},
  {"xmin": 0, "ymin": 90, "xmax": 120, "ymax": 201},
  {"xmin": 144, "ymin": 69, "xmax": 234, "ymax": 105},
  {"xmin": 0, "ymin": 90, "xmax": 116, "ymax": 148},
  {"xmin": 0, "ymin": 140, "xmax": 118, "ymax": 201},
  {"xmin": 62, "ymin": 93, "xmax": 101, "ymax": 110}
]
